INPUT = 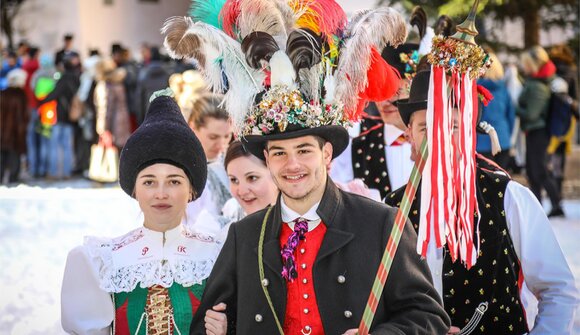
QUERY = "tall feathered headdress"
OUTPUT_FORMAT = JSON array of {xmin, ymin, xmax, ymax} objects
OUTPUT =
[
  {"xmin": 161, "ymin": 0, "xmax": 407, "ymax": 149},
  {"xmin": 419, "ymin": 0, "xmax": 492, "ymax": 268}
]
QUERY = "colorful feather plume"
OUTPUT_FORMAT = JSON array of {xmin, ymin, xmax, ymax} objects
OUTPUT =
[
  {"xmin": 435, "ymin": 15, "xmax": 455, "ymax": 37},
  {"xmin": 335, "ymin": 7, "xmax": 407, "ymax": 120},
  {"xmin": 189, "ymin": 0, "xmax": 227, "ymax": 29},
  {"xmin": 409, "ymin": 6, "xmax": 427, "ymax": 40},
  {"xmin": 162, "ymin": 16, "xmax": 265, "ymax": 131},
  {"xmin": 220, "ymin": 0, "xmax": 242, "ymax": 39},
  {"xmin": 286, "ymin": 28, "xmax": 322, "ymax": 72},
  {"xmin": 237, "ymin": 0, "xmax": 289, "ymax": 41},
  {"xmin": 289, "ymin": 0, "xmax": 347, "ymax": 38},
  {"xmin": 241, "ymin": 31, "xmax": 280, "ymax": 69}
]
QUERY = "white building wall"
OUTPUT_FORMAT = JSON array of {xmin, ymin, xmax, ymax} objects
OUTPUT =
[{"xmin": 9, "ymin": 0, "xmax": 189, "ymax": 59}]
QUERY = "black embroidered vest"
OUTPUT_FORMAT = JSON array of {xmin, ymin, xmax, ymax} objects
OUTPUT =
[
  {"xmin": 385, "ymin": 167, "xmax": 529, "ymax": 334},
  {"xmin": 352, "ymin": 118, "xmax": 392, "ymax": 199}
]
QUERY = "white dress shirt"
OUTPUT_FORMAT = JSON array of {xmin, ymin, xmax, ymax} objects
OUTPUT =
[
  {"xmin": 281, "ymin": 197, "xmax": 321, "ymax": 232},
  {"xmin": 383, "ymin": 124, "xmax": 413, "ymax": 190},
  {"xmin": 425, "ymin": 180, "xmax": 579, "ymax": 334},
  {"xmin": 329, "ymin": 122, "xmax": 360, "ymax": 184}
]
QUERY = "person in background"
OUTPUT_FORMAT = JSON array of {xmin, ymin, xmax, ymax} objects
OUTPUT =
[
  {"xmin": 0, "ymin": 51, "xmax": 20, "ymax": 90},
  {"xmin": 112, "ymin": 43, "xmax": 139, "ymax": 131},
  {"xmin": 517, "ymin": 46, "xmax": 564, "ymax": 217},
  {"xmin": 547, "ymin": 44, "xmax": 579, "ymax": 199},
  {"xmin": 221, "ymin": 141, "xmax": 279, "ymax": 222},
  {"xmin": 188, "ymin": 94, "xmax": 232, "ymax": 163},
  {"xmin": 28, "ymin": 54, "xmax": 57, "ymax": 178},
  {"xmin": 22, "ymin": 47, "xmax": 40, "ymax": 110},
  {"xmin": 61, "ymin": 93, "xmax": 226, "ymax": 335},
  {"xmin": 16, "ymin": 41, "xmax": 29, "ymax": 65},
  {"xmin": 94, "ymin": 58, "xmax": 131, "ymax": 151},
  {"xmin": 55, "ymin": 34, "xmax": 76, "ymax": 70},
  {"xmin": 37, "ymin": 53, "xmax": 81, "ymax": 180},
  {"xmin": 74, "ymin": 49, "xmax": 102, "ymax": 176},
  {"xmin": 135, "ymin": 46, "xmax": 170, "ymax": 125},
  {"xmin": 139, "ymin": 42, "xmax": 152, "ymax": 67},
  {"xmin": 0, "ymin": 69, "xmax": 29, "ymax": 183},
  {"xmin": 185, "ymin": 93, "xmax": 232, "ymax": 224},
  {"xmin": 476, "ymin": 50, "xmax": 515, "ymax": 169}
]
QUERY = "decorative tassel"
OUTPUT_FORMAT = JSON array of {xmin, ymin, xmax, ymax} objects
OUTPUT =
[
  {"xmin": 420, "ymin": 65, "xmax": 480, "ymax": 268},
  {"xmin": 478, "ymin": 121, "xmax": 502, "ymax": 156}
]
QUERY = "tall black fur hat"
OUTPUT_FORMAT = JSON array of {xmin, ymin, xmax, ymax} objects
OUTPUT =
[{"xmin": 119, "ymin": 94, "xmax": 207, "ymax": 199}]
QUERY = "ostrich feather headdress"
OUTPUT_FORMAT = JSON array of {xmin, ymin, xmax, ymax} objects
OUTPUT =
[{"xmin": 161, "ymin": 0, "xmax": 407, "ymax": 139}]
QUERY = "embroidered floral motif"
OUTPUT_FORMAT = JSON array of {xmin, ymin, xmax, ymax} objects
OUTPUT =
[{"xmin": 111, "ymin": 229, "xmax": 145, "ymax": 251}]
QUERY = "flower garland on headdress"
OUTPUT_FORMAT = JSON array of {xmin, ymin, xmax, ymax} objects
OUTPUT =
[
  {"xmin": 419, "ymin": 0, "xmax": 491, "ymax": 269},
  {"xmin": 162, "ymin": 0, "xmax": 407, "ymax": 138}
]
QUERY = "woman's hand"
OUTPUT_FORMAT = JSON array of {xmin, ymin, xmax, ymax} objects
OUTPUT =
[{"xmin": 205, "ymin": 303, "xmax": 227, "ymax": 335}]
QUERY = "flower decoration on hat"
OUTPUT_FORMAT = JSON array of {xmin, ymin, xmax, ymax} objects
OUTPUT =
[{"xmin": 161, "ymin": 0, "xmax": 408, "ymax": 141}]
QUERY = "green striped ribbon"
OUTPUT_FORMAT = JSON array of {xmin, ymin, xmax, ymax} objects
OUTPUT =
[{"xmin": 357, "ymin": 138, "xmax": 427, "ymax": 335}]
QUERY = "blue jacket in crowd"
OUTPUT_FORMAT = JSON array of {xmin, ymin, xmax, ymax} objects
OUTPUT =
[{"xmin": 476, "ymin": 78, "xmax": 515, "ymax": 153}]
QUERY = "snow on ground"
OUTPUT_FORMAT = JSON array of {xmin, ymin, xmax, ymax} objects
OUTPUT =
[{"xmin": 0, "ymin": 180, "xmax": 578, "ymax": 334}]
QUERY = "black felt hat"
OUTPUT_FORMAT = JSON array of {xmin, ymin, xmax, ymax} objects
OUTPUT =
[
  {"xmin": 381, "ymin": 43, "xmax": 419, "ymax": 77},
  {"xmin": 119, "ymin": 95, "xmax": 207, "ymax": 199},
  {"xmin": 398, "ymin": 70, "xmax": 430, "ymax": 126},
  {"xmin": 242, "ymin": 124, "xmax": 349, "ymax": 161}
]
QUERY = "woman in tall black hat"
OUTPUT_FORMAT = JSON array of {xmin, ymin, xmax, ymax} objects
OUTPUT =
[{"xmin": 61, "ymin": 92, "xmax": 226, "ymax": 335}]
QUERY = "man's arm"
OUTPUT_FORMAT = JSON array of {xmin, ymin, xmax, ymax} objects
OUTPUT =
[
  {"xmin": 372, "ymin": 216, "xmax": 451, "ymax": 335},
  {"xmin": 190, "ymin": 224, "xmax": 238, "ymax": 335},
  {"xmin": 505, "ymin": 181, "xmax": 579, "ymax": 334}
]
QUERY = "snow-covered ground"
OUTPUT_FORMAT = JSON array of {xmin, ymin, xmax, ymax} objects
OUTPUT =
[{"xmin": 0, "ymin": 181, "xmax": 578, "ymax": 334}]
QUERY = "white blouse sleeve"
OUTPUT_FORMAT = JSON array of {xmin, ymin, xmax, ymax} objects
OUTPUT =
[
  {"xmin": 61, "ymin": 246, "xmax": 115, "ymax": 335},
  {"xmin": 504, "ymin": 181, "xmax": 579, "ymax": 334}
]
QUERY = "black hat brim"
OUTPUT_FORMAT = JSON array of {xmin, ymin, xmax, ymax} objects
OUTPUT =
[
  {"xmin": 397, "ymin": 99, "xmax": 428, "ymax": 126},
  {"xmin": 242, "ymin": 125, "xmax": 349, "ymax": 161}
]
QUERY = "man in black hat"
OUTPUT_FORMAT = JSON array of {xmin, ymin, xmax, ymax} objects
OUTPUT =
[
  {"xmin": 386, "ymin": 70, "xmax": 579, "ymax": 334},
  {"xmin": 351, "ymin": 44, "xmax": 418, "ymax": 200},
  {"xmin": 191, "ymin": 117, "xmax": 450, "ymax": 334}
]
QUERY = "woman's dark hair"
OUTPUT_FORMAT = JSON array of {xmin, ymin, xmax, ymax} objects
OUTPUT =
[
  {"xmin": 187, "ymin": 93, "xmax": 229, "ymax": 128},
  {"xmin": 224, "ymin": 141, "xmax": 264, "ymax": 170}
]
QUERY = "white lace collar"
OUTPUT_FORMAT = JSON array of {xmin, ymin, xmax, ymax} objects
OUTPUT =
[{"xmin": 84, "ymin": 224, "xmax": 221, "ymax": 293}]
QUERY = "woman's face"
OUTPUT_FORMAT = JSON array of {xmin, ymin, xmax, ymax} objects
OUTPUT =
[
  {"xmin": 192, "ymin": 117, "xmax": 233, "ymax": 161},
  {"xmin": 227, "ymin": 155, "xmax": 279, "ymax": 215},
  {"xmin": 135, "ymin": 163, "xmax": 192, "ymax": 232}
]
